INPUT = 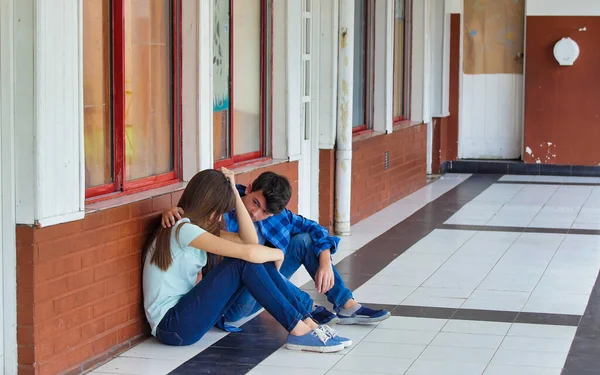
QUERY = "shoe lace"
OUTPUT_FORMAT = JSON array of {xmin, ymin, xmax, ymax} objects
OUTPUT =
[
  {"xmin": 312, "ymin": 325, "xmax": 332, "ymax": 344},
  {"xmin": 320, "ymin": 325, "xmax": 338, "ymax": 340}
]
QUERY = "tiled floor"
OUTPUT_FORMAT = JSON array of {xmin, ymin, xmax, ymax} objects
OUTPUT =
[{"xmin": 89, "ymin": 174, "xmax": 600, "ymax": 375}]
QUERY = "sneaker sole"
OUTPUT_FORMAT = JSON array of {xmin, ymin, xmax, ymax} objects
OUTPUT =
[
  {"xmin": 337, "ymin": 311, "xmax": 391, "ymax": 325},
  {"xmin": 286, "ymin": 342, "xmax": 345, "ymax": 353},
  {"xmin": 321, "ymin": 316, "xmax": 340, "ymax": 326}
]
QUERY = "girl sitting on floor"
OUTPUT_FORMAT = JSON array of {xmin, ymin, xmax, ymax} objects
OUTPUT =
[{"xmin": 142, "ymin": 168, "xmax": 348, "ymax": 353}]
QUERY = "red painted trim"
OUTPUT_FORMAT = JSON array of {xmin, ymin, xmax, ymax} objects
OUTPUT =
[
  {"xmin": 214, "ymin": 156, "xmax": 272, "ymax": 170},
  {"xmin": 123, "ymin": 171, "xmax": 178, "ymax": 191},
  {"xmin": 113, "ymin": 0, "xmax": 126, "ymax": 192},
  {"xmin": 352, "ymin": 124, "xmax": 368, "ymax": 133},
  {"xmin": 393, "ymin": 116, "xmax": 407, "ymax": 123},
  {"xmin": 85, "ymin": 178, "xmax": 181, "ymax": 204},
  {"xmin": 352, "ymin": 128, "xmax": 374, "ymax": 137},
  {"xmin": 85, "ymin": 183, "xmax": 117, "ymax": 199}
]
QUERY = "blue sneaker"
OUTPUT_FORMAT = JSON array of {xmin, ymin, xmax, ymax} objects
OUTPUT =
[
  {"xmin": 286, "ymin": 326, "xmax": 345, "ymax": 353},
  {"xmin": 311, "ymin": 305, "xmax": 340, "ymax": 325},
  {"xmin": 321, "ymin": 325, "xmax": 352, "ymax": 348},
  {"xmin": 337, "ymin": 306, "xmax": 391, "ymax": 325}
]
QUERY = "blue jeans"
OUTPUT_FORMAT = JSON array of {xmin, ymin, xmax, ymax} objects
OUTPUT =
[
  {"xmin": 224, "ymin": 234, "xmax": 354, "ymax": 322},
  {"xmin": 155, "ymin": 257, "xmax": 312, "ymax": 346}
]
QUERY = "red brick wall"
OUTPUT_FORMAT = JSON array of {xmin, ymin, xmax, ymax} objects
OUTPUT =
[
  {"xmin": 351, "ymin": 124, "xmax": 427, "ymax": 224},
  {"xmin": 318, "ymin": 149, "xmax": 335, "ymax": 233},
  {"xmin": 16, "ymin": 162, "xmax": 298, "ymax": 375}
]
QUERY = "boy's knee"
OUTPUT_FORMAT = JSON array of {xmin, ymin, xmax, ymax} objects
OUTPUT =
[{"xmin": 289, "ymin": 233, "xmax": 312, "ymax": 250}]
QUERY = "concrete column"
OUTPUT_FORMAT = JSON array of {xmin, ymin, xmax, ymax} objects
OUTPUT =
[{"xmin": 334, "ymin": 0, "xmax": 354, "ymax": 235}]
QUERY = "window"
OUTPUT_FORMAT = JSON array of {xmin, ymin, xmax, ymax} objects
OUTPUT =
[
  {"xmin": 83, "ymin": 0, "xmax": 182, "ymax": 199},
  {"xmin": 213, "ymin": 0, "xmax": 272, "ymax": 167},
  {"xmin": 393, "ymin": 0, "xmax": 412, "ymax": 122}
]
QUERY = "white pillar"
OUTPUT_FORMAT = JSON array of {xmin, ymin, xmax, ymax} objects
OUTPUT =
[{"xmin": 334, "ymin": 0, "xmax": 354, "ymax": 235}]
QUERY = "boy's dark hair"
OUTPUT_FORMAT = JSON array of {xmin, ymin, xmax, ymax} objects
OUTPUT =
[{"xmin": 251, "ymin": 171, "xmax": 292, "ymax": 214}]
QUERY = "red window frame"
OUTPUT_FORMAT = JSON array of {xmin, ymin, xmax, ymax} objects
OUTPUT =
[
  {"xmin": 214, "ymin": 0, "xmax": 272, "ymax": 169},
  {"xmin": 85, "ymin": 0, "xmax": 183, "ymax": 202},
  {"xmin": 393, "ymin": 0, "xmax": 412, "ymax": 125}
]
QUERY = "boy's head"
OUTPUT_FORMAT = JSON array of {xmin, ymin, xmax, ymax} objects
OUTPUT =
[{"xmin": 243, "ymin": 171, "xmax": 292, "ymax": 221}]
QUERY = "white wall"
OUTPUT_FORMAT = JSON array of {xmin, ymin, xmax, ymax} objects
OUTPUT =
[
  {"xmin": 527, "ymin": 0, "xmax": 600, "ymax": 16},
  {"xmin": 1, "ymin": 0, "xmax": 18, "ymax": 371},
  {"xmin": 14, "ymin": 0, "xmax": 85, "ymax": 226}
]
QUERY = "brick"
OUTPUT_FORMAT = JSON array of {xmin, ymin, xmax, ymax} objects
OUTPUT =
[
  {"xmin": 106, "ymin": 273, "xmax": 130, "ymax": 296},
  {"xmin": 82, "ymin": 353, "xmax": 108, "ymax": 373},
  {"xmin": 54, "ymin": 292, "xmax": 82, "ymax": 315},
  {"xmin": 93, "ymin": 331, "xmax": 119, "ymax": 355},
  {"xmin": 93, "ymin": 296, "xmax": 120, "ymax": 318},
  {"xmin": 54, "ymin": 328, "xmax": 82, "ymax": 354},
  {"xmin": 118, "ymin": 320, "xmax": 142, "ymax": 342},
  {"xmin": 66, "ymin": 342, "xmax": 96, "ymax": 368},
  {"xmin": 35, "ymin": 220, "xmax": 83, "ymax": 243},
  {"xmin": 81, "ymin": 245, "xmax": 107, "ymax": 268},
  {"xmin": 34, "ymin": 278, "xmax": 69, "ymax": 303},
  {"xmin": 105, "ymin": 205, "xmax": 131, "ymax": 223},
  {"xmin": 67, "ymin": 270, "xmax": 95, "ymax": 291},
  {"xmin": 106, "ymin": 307, "xmax": 129, "ymax": 328},
  {"xmin": 152, "ymin": 194, "xmax": 172, "ymax": 212},
  {"xmin": 117, "ymin": 254, "xmax": 141, "ymax": 274},
  {"xmin": 17, "ymin": 325, "xmax": 34, "ymax": 346},
  {"xmin": 18, "ymin": 364, "xmax": 37, "ymax": 375},
  {"xmin": 54, "ymin": 254, "xmax": 82, "ymax": 277},
  {"xmin": 106, "ymin": 238, "xmax": 129, "ymax": 261},
  {"xmin": 18, "ymin": 345, "xmax": 35, "ymax": 365},
  {"xmin": 81, "ymin": 282, "xmax": 106, "ymax": 305},
  {"xmin": 94, "ymin": 260, "xmax": 120, "ymax": 282},
  {"xmin": 82, "ymin": 211, "xmax": 107, "ymax": 231},
  {"xmin": 35, "ymin": 263, "xmax": 55, "ymax": 283},
  {"xmin": 119, "ymin": 220, "xmax": 142, "ymax": 237},
  {"xmin": 171, "ymin": 190, "xmax": 184, "ymax": 206},
  {"xmin": 82, "ymin": 318, "xmax": 106, "ymax": 341},
  {"xmin": 34, "ymin": 300, "xmax": 55, "ymax": 320},
  {"xmin": 36, "ymin": 240, "xmax": 67, "ymax": 262},
  {"xmin": 130, "ymin": 199, "xmax": 153, "ymax": 217}
]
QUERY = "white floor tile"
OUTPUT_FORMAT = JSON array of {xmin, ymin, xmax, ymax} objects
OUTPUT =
[
  {"xmin": 402, "ymin": 295, "xmax": 466, "ymax": 308},
  {"xmin": 347, "ymin": 342, "xmax": 425, "ymax": 359},
  {"xmin": 249, "ymin": 366, "xmax": 327, "ymax": 375},
  {"xmin": 462, "ymin": 290, "xmax": 530, "ymax": 312},
  {"xmin": 363, "ymin": 329, "xmax": 438, "ymax": 345},
  {"xmin": 499, "ymin": 336, "xmax": 573, "ymax": 353},
  {"xmin": 418, "ymin": 345, "xmax": 496, "ymax": 363},
  {"xmin": 376, "ymin": 317, "xmax": 447, "ymax": 332},
  {"xmin": 441, "ymin": 320, "xmax": 512, "ymax": 336},
  {"xmin": 352, "ymin": 284, "xmax": 416, "ymax": 305},
  {"xmin": 490, "ymin": 348, "xmax": 569, "ymax": 368},
  {"xmin": 522, "ymin": 292, "xmax": 590, "ymax": 315},
  {"xmin": 483, "ymin": 364, "xmax": 562, "ymax": 375},
  {"xmin": 331, "ymin": 355, "xmax": 414, "ymax": 374},
  {"xmin": 92, "ymin": 357, "xmax": 182, "ymax": 375},
  {"xmin": 119, "ymin": 337, "xmax": 208, "ymax": 361},
  {"xmin": 405, "ymin": 359, "xmax": 487, "ymax": 375},
  {"xmin": 259, "ymin": 349, "xmax": 343, "ymax": 370},
  {"xmin": 430, "ymin": 332, "xmax": 504, "ymax": 349},
  {"xmin": 507, "ymin": 323, "xmax": 577, "ymax": 340}
]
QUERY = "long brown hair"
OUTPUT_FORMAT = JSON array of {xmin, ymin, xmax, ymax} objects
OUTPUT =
[{"xmin": 147, "ymin": 169, "xmax": 236, "ymax": 273}]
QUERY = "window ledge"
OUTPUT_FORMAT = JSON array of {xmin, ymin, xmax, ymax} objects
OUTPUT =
[
  {"xmin": 228, "ymin": 158, "xmax": 289, "ymax": 175},
  {"xmin": 352, "ymin": 130, "xmax": 385, "ymax": 143},
  {"xmin": 393, "ymin": 120, "xmax": 424, "ymax": 131},
  {"xmin": 85, "ymin": 182, "xmax": 187, "ymax": 213}
]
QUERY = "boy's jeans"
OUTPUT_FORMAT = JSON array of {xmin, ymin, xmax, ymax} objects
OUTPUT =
[{"xmin": 224, "ymin": 234, "xmax": 354, "ymax": 323}]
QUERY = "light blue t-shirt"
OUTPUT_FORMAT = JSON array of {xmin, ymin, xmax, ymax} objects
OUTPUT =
[{"xmin": 143, "ymin": 218, "xmax": 207, "ymax": 336}]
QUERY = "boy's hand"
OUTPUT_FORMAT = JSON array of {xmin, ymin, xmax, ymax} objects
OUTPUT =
[
  {"xmin": 162, "ymin": 207, "xmax": 185, "ymax": 228},
  {"xmin": 220, "ymin": 167, "xmax": 236, "ymax": 190},
  {"xmin": 315, "ymin": 264, "xmax": 334, "ymax": 294}
]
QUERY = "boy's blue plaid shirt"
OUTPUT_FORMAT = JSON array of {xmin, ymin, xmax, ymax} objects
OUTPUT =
[{"xmin": 223, "ymin": 185, "xmax": 340, "ymax": 256}]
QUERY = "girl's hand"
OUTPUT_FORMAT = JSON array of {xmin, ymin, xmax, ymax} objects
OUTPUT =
[{"xmin": 162, "ymin": 207, "xmax": 185, "ymax": 228}]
